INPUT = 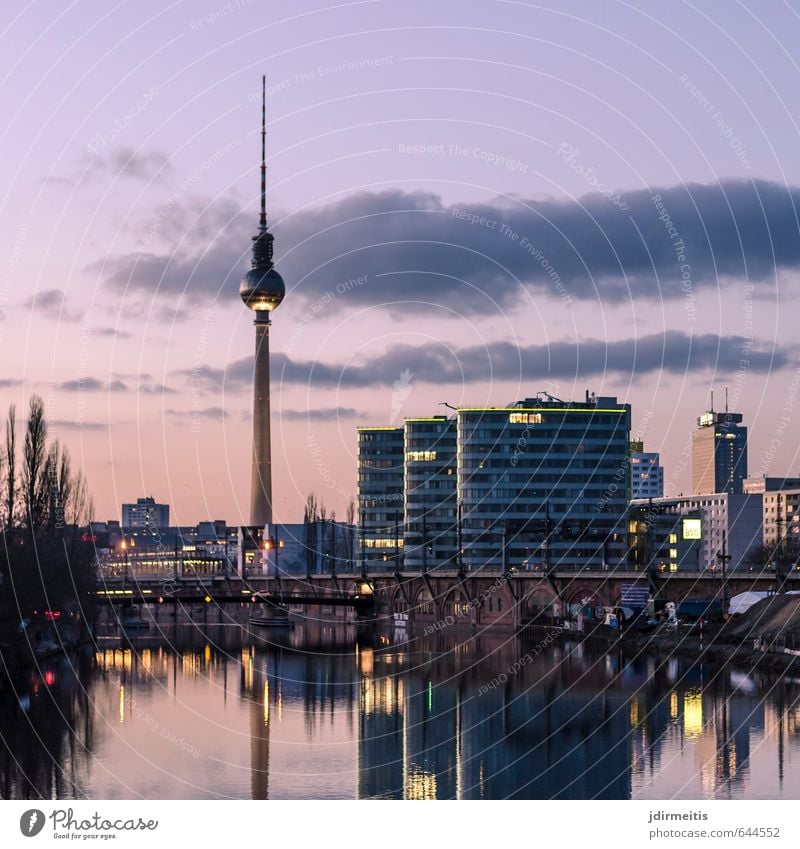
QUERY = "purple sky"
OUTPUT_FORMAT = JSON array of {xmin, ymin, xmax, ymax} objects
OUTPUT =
[{"xmin": 2, "ymin": 0, "xmax": 800, "ymax": 523}]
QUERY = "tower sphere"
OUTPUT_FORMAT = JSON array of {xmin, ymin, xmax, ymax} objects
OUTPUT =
[{"xmin": 240, "ymin": 263, "xmax": 285, "ymax": 312}]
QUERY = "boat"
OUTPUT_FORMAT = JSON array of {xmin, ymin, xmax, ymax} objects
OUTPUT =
[{"xmin": 249, "ymin": 592, "xmax": 293, "ymax": 628}]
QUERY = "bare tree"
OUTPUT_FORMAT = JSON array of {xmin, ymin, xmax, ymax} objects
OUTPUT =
[
  {"xmin": 22, "ymin": 395, "xmax": 47, "ymax": 533},
  {"xmin": 304, "ymin": 493, "xmax": 319, "ymax": 576},
  {"xmin": 5, "ymin": 404, "xmax": 16, "ymax": 532}
]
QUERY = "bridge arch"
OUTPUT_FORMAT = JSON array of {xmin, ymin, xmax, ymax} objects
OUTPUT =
[
  {"xmin": 561, "ymin": 584, "xmax": 610, "ymax": 613},
  {"xmin": 442, "ymin": 588, "xmax": 471, "ymax": 622},
  {"xmin": 413, "ymin": 586, "xmax": 436, "ymax": 620},
  {"xmin": 521, "ymin": 586, "xmax": 559, "ymax": 621},
  {"xmin": 390, "ymin": 587, "xmax": 409, "ymax": 615}
]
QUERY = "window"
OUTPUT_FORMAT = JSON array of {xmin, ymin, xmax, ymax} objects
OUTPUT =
[
  {"xmin": 407, "ymin": 450, "xmax": 437, "ymax": 462},
  {"xmin": 509, "ymin": 412, "xmax": 543, "ymax": 425},
  {"xmin": 669, "ymin": 533, "xmax": 677, "ymax": 544}
]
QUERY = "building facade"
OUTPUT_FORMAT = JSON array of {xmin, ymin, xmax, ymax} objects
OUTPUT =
[
  {"xmin": 631, "ymin": 493, "xmax": 762, "ymax": 571},
  {"xmin": 403, "ymin": 417, "xmax": 458, "ymax": 570},
  {"xmin": 457, "ymin": 394, "xmax": 631, "ymax": 570},
  {"xmin": 357, "ymin": 427, "xmax": 405, "ymax": 570},
  {"xmin": 121, "ymin": 497, "xmax": 170, "ymax": 531},
  {"xmin": 744, "ymin": 476, "xmax": 800, "ymax": 494},
  {"xmin": 762, "ymin": 488, "xmax": 800, "ymax": 557},
  {"xmin": 630, "ymin": 450, "xmax": 664, "ymax": 499},
  {"xmin": 692, "ymin": 410, "xmax": 748, "ymax": 495},
  {"xmin": 628, "ymin": 503, "xmax": 702, "ymax": 572}
]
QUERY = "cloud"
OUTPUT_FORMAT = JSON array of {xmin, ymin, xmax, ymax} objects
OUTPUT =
[
  {"xmin": 86, "ymin": 195, "xmax": 246, "ymax": 300},
  {"xmin": 43, "ymin": 146, "xmax": 171, "ymax": 189},
  {"xmin": 194, "ymin": 331, "xmax": 790, "ymax": 391},
  {"xmin": 50, "ymin": 419, "xmax": 108, "ymax": 432},
  {"xmin": 279, "ymin": 406, "xmax": 367, "ymax": 421},
  {"xmin": 56, "ymin": 371, "xmax": 175, "ymax": 395},
  {"xmin": 24, "ymin": 288, "xmax": 84, "ymax": 322},
  {"xmin": 137, "ymin": 381, "xmax": 177, "ymax": 395},
  {"xmin": 90, "ymin": 179, "xmax": 800, "ymax": 313},
  {"xmin": 59, "ymin": 378, "xmax": 128, "ymax": 392},
  {"xmin": 108, "ymin": 147, "xmax": 171, "ymax": 181},
  {"xmin": 95, "ymin": 327, "xmax": 132, "ymax": 339},
  {"xmin": 165, "ymin": 406, "xmax": 228, "ymax": 420}
]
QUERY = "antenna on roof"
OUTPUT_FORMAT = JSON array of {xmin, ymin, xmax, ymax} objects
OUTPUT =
[
  {"xmin": 725, "ymin": 385, "xmax": 729, "ymax": 413},
  {"xmin": 710, "ymin": 388, "xmax": 714, "ymax": 413}
]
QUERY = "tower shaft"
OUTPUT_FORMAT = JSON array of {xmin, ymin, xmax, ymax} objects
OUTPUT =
[{"xmin": 250, "ymin": 312, "xmax": 273, "ymax": 526}]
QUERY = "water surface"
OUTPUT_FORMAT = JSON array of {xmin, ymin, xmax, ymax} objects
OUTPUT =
[{"xmin": 1, "ymin": 609, "xmax": 799, "ymax": 799}]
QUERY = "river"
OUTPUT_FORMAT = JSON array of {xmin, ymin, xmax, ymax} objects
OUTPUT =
[{"xmin": 1, "ymin": 607, "xmax": 799, "ymax": 799}]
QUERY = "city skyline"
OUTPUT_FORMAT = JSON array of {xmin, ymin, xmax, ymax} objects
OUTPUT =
[{"xmin": 3, "ymin": 0, "xmax": 800, "ymax": 525}]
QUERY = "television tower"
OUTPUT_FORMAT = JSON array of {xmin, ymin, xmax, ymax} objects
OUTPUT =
[{"xmin": 240, "ymin": 76, "xmax": 285, "ymax": 527}]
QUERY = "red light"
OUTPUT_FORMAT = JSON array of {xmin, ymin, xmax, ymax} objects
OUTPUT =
[
  {"xmin": 43, "ymin": 611, "xmax": 61, "ymax": 620},
  {"xmin": 44, "ymin": 671, "xmax": 56, "ymax": 686},
  {"xmin": 81, "ymin": 534, "xmax": 97, "ymax": 542}
]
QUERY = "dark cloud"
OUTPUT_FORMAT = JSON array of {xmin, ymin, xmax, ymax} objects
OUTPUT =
[
  {"xmin": 59, "ymin": 378, "xmax": 128, "ymax": 392},
  {"xmin": 279, "ymin": 407, "xmax": 367, "ymax": 421},
  {"xmin": 24, "ymin": 289, "xmax": 84, "ymax": 322},
  {"xmin": 109, "ymin": 147, "xmax": 171, "ymax": 181},
  {"xmin": 86, "ymin": 196, "xmax": 246, "ymax": 300},
  {"xmin": 195, "ymin": 332, "xmax": 789, "ymax": 391},
  {"xmin": 45, "ymin": 147, "xmax": 172, "ymax": 189},
  {"xmin": 137, "ymin": 381, "xmax": 177, "ymax": 395},
  {"xmin": 50, "ymin": 419, "xmax": 108, "ymax": 432},
  {"xmin": 95, "ymin": 327, "xmax": 132, "ymax": 339},
  {"xmin": 165, "ymin": 407, "xmax": 228, "ymax": 420},
  {"xmin": 91, "ymin": 179, "xmax": 800, "ymax": 313}
]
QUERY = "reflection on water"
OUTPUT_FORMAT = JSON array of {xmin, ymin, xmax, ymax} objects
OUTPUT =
[{"xmin": 2, "ymin": 610, "xmax": 800, "ymax": 799}]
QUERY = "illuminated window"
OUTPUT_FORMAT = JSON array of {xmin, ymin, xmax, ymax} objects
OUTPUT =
[
  {"xmin": 669, "ymin": 533, "xmax": 677, "ymax": 544},
  {"xmin": 362, "ymin": 538, "xmax": 404, "ymax": 549},
  {"xmin": 509, "ymin": 412, "xmax": 542, "ymax": 425},
  {"xmin": 669, "ymin": 548, "xmax": 678, "ymax": 559},
  {"xmin": 406, "ymin": 450, "xmax": 437, "ymax": 462}
]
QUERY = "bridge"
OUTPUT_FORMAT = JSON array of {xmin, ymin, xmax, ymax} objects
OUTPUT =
[
  {"xmin": 260, "ymin": 566, "xmax": 800, "ymax": 629},
  {"xmin": 92, "ymin": 574, "xmax": 376, "ymax": 618},
  {"xmin": 93, "ymin": 566, "xmax": 799, "ymax": 628}
]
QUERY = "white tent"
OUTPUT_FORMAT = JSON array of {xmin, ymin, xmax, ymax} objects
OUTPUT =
[{"xmin": 728, "ymin": 591, "xmax": 770, "ymax": 615}]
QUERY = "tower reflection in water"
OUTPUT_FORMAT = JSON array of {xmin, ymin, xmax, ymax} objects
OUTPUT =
[{"xmin": 2, "ymin": 617, "xmax": 800, "ymax": 799}]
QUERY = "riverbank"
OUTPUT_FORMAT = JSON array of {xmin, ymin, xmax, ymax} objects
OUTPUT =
[{"xmin": 626, "ymin": 628, "xmax": 800, "ymax": 676}]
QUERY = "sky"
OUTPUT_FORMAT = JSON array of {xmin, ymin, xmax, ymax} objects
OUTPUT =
[{"xmin": 2, "ymin": 0, "xmax": 800, "ymax": 524}]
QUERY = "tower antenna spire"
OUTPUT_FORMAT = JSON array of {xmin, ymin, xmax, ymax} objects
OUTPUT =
[{"xmin": 260, "ymin": 74, "xmax": 267, "ymax": 233}]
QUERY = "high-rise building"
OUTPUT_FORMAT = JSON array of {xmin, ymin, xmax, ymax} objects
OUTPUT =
[
  {"xmin": 403, "ymin": 417, "xmax": 457, "ymax": 570},
  {"xmin": 357, "ymin": 427, "xmax": 405, "ymax": 570},
  {"xmin": 458, "ymin": 394, "xmax": 631, "ymax": 569},
  {"xmin": 121, "ymin": 497, "xmax": 169, "ymax": 531},
  {"xmin": 358, "ymin": 392, "xmax": 633, "ymax": 572},
  {"xmin": 239, "ymin": 76, "xmax": 285, "ymax": 528},
  {"xmin": 630, "ymin": 449, "xmax": 664, "ymax": 499},
  {"xmin": 692, "ymin": 409, "xmax": 748, "ymax": 495}
]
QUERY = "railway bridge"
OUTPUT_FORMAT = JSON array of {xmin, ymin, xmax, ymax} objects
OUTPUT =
[{"xmin": 94, "ymin": 567, "xmax": 799, "ymax": 629}]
